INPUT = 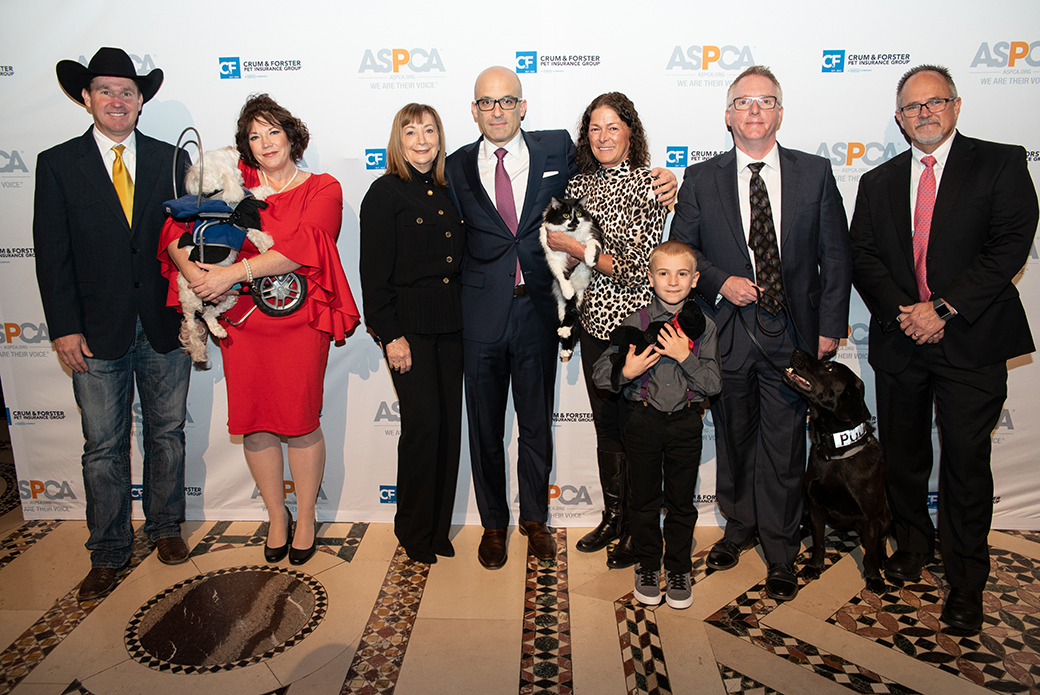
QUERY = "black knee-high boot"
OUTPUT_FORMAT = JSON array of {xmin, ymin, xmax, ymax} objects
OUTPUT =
[
  {"xmin": 606, "ymin": 451, "xmax": 635, "ymax": 569},
  {"xmin": 576, "ymin": 450, "xmax": 624, "ymax": 552}
]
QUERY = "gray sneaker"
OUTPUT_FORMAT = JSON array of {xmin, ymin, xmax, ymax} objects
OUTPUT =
[
  {"xmin": 665, "ymin": 570, "xmax": 693, "ymax": 609},
  {"xmin": 633, "ymin": 563, "xmax": 661, "ymax": 605}
]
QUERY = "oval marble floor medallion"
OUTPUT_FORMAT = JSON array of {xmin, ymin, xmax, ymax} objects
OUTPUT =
[{"xmin": 125, "ymin": 565, "xmax": 327, "ymax": 673}]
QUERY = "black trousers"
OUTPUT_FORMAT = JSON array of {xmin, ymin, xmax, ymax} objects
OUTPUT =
[
  {"xmin": 625, "ymin": 399, "xmax": 703, "ymax": 574},
  {"xmin": 389, "ymin": 331, "xmax": 464, "ymax": 555},
  {"xmin": 875, "ymin": 347, "xmax": 1007, "ymax": 592},
  {"xmin": 578, "ymin": 330, "xmax": 627, "ymax": 454}
]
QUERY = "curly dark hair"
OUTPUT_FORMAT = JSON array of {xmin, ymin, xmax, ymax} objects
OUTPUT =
[
  {"xmin": 235, "ymin": 94, "xmax": 310, "ymax": 169},
  {"xmin": 575, "ymin": 92, "xmax": 649, "ymax": 174}
]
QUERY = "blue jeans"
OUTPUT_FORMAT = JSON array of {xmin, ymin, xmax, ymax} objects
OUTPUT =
[{"xmin": 71, "ymin": 319, "xmax": 190, "ymax": 567}]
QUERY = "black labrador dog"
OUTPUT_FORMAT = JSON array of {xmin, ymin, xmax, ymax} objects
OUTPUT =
[{"xmin": 783, "ymin": 348, "xmax": 891, "ymax": 594}]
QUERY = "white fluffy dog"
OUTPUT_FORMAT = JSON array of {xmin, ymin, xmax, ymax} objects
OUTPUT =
[{"xmin": 176, "ymin": 146, "xmax": 274, "ymax": 365}]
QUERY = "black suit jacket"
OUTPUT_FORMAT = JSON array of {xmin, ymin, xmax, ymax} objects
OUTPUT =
[
  {"xmin": 446, "ymin": 130, "xmax": 577, "ymax": 342},
  {"xmin": 33, "ymin": 128, "xmax": 188, "ymax": 360},
  {"xmin": 849, "ymin": 132, "xmax": 1037, "ymax": 372},
  {"xmin": 671, "ymin": 144, "xmax": 851, "ymax": 365}
]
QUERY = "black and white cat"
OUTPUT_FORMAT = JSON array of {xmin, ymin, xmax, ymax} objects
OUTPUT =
[{"xmin": 539, "ymin": 195, "xmax": 604, "ymax": 361}]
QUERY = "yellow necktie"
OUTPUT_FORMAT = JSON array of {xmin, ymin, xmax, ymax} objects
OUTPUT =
[{"xmin": 112, "ymin": 144, "xmax": 134, "ymax": 224}]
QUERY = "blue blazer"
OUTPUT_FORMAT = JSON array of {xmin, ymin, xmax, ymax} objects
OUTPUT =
[
  {"xmin": 33, "ymin": 128, "xmax": 189, "ymax": 360},
  {"xmin": 446, "ymin": 129, "xmax": 577, "ymax": 343},
  {"xmin": 671, "ymin": 144, "xmax": 852, "ymax": 365}
]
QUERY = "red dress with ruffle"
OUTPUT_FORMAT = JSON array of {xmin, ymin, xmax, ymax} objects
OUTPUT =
[{"xmin": 159, "ymin": 163, "xmax": 360, "ymax": 435}]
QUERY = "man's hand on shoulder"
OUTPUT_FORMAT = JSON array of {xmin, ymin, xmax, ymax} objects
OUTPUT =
[
  {"xmin": 53, "ymin": 333, "xmax": 92, "ymax": 373},
  {"xmin": 650, "ymin": 168, "xmax": 677, "ymax": 208}
]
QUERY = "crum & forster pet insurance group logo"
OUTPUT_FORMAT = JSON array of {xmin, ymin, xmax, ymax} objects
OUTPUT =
[{"xmin": 366, "ymin": 149, "xmax": 386, "ymax": 170}]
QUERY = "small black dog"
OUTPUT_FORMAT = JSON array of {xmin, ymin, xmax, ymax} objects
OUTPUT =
[
  {"xmin": 607, "ymin": 301, "xmax": 706, "ymax": 391},
  {"xmin": 783, "ymin": 348, "xmax": 891, "ymax": 594}
]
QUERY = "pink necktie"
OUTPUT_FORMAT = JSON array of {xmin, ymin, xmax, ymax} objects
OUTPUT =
[
  {"xmin": 913, "ymin": 155, "xmax": 937, "ymax": 302},
  {"xmin": 494, "ymin": 148, "xmax": 522, "ymax": 286}
]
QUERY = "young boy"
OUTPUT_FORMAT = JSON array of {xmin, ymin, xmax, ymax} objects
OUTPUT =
[{"xmin": 592, "ymin": 241, "xmax": 722, "ymax": 609}]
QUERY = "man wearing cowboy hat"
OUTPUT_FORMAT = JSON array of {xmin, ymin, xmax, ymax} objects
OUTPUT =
[{"xmin": 33, "ymin": 47, "xmax": 191, "ymax": 600}]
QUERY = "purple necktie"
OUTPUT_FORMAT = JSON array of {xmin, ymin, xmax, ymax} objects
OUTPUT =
[
  {"xmin": 494, "ymin": 148, "xmax": 518, "ymax": 234},
  {"xmin": 913, "ymin": 155, "xmax": 937, "ymax": 302}
]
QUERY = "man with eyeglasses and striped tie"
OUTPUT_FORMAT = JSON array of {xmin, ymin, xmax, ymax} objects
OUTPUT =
[
  {"xmin": 850, "ymin": 64, "xmax": 1037, "ymax": 631},
  {"xmin": 671, "ymin": 65, "xmax": 852, "ymax": 602},
  {"xmin": 33, "ymin": 47, "xmax": 192, "ymax": 601}
]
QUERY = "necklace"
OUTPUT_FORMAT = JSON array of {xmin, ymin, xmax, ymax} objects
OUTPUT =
[{"xmin": 261, "ymin": 166, "xmax": 299, "ymax": 194}]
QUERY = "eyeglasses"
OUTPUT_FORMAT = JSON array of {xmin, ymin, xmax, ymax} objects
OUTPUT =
[
  {"xmin": 898, "ymin": 97, "xmax": 956, "ymax": 117},
  {"xmin": 730, "ymin": 96, "xmax": 778, "ymax": 111},
  {"xmin": 475, "ymin": 97, "xmax": 520, "ymax": 111}
]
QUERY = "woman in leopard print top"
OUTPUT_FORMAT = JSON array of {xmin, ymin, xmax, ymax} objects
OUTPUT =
[{"xmin": 546, "ymin": 92, "xmax": 668, "ymax": 568}]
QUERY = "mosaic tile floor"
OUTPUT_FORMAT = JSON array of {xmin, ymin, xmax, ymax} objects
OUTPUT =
[{"xmin": 2, "ymin": 453, "xmax": 1039, "ymax": 694}]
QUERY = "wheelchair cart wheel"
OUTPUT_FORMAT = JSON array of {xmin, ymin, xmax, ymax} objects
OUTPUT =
[{"xmin": 251, "ymin": 272, "xmax": 308, "ymax": 316}]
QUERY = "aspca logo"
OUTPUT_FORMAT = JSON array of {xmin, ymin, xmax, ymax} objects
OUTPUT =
[
  {"xmin": 971, "ymin": 41, "xmax": 1040, "ymax": 68},
  {"xmin": 219, "ymin": 57, "xmax": 241, "ymax": 79},
  {"xmin": 994, "ymin": 409, "xmax": 1015, "ymax": 430},
  {"xmin": 251, "ymin": 482, "xmax": 329, "ymax": 500},
  {"xmin": 847, "ymin": 323, "xmax": 870, "ymax": 346},
  {"xmin": 666, "ymin": 146, "xmax": 688, "ymax": 168},
  {"xmin": 516, "ymin": 51, "xmax": 537, "ymax": 74},
  {"xmin": 666, "ymin": 45, "xmax": 754, "ymax": 71},
  {"xmin": 816, "ymin": 141, "xmax": 902, "ymax": 167},
  {"xmin": 79, "ymin": 53, "xmax": 155, "ymax": 74},
  {"xmin": 358, "ymin": 48, "xmax": 445, "ymax": 74},
  {"xmin": 19, "ymin": 479, "xmax": 77, "ymax": 500},
  {"xmin": 0, "ymin": 150, "xmax": 28, "ymax": 174},
  {"xmin": 822, "ymin": 50, "xmax": 845, "ymax": 73},
  {"xmin": 374, "ymin": 400, "xmax": 400, "ymax": 422},
  {"xmin": 366, "ymin": 149, "xmax": 386, "ymax": 170},
  {"xmin": 379, "ymin": 485, "xmax": 396, "ymax": 504},
  {"xmin": 4, "ymin": 322, "xmax": 49, "ymax": 344}
]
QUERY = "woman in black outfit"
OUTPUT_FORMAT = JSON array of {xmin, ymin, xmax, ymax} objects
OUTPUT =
[{"xmin": 359, "ymin": 103, "xmax": 464, "ymax": 564}]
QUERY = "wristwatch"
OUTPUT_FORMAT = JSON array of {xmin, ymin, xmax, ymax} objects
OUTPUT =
[{"xmin": 933, "ymin": 299, "xmax": 954, "ymax": 321}]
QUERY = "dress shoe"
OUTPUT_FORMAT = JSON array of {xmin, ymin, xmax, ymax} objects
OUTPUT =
[
  {"xmin": 155, "ymin": 536, "xmax": 190, "ymax": 565},
  {"xmin": 941, "ymin": 587, "xmax": 984, "ymax": 631},
  {"xmin": 885, "ymin": 549, "xmax": 928, "ymax": 583},
  {"xmin": 289, "ymin": 514, "xmax": 316, "ymax": 566},
  {"xmin": 765, "ymin": 562, "xmax": 799, "ymax": 601},
  {"xmin": 434, "ymin": 539, "xmax": 455, "ymax": 558},
  {"xmin": 404, "ymin": 547, "xmax": 437, "ymax": 564},
  {"xmin": 264, "ymin": 507, "xmax": 293, "ymax": 563},
  {"xmin": 478, "ymin": 528, "xmax": 508, "ymax": 569},
  {"xmin": 706, "ymin": 539, "xmax": 742, "ymax": 571},
  {"xmin": 518, "ymin": 518, "xmax": 556, "ymax": 561},
  {"xmin": 606, "ymin": 532, "xmax": 635, "ymax": 569},
  {"xmin": 77, "ymin": 561, "xmax": 129, "ymax": 601}
]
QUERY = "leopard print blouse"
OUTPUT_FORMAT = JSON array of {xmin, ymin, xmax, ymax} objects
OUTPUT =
[{"xmin": 566, "ymin": 161, "xmax": 668, "ymax": 340}]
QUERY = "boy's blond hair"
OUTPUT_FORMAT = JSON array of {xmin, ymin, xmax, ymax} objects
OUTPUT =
[{"xmin": 649, "ymin": 240, "xmax": 697, "ymax": 272}]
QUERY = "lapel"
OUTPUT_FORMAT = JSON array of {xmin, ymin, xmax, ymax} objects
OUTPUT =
[
  {"xmin": 777, "ymin": 145, "xmax": 798, "ymax": 253},
  {"xmin": 460, "ymin": 137, "xmax": 514, "ymax": 238},
  {"xmin": 517, "ymin": 130, "xmax": 547, "ymax": 236},
  {"xmin": 713, "ymin": 149, "xmax": 748, "ymax": 262},
  {"xmin": 132, "ymin": 131, "xmax": 162, "ymax": 236},
  {"xmin": 885, "ymin": 149, "xmax": 915, "ymax": 271},
  {"xmin": 74, "ymin": 128, "xmax": 130, "ymax": 232},
  {"xmin": 929, "ymin": 132, "xmax": 974, "ymax": 249}
]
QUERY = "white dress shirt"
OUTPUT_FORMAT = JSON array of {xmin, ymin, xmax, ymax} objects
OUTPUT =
[{"xmin": 92, "ymin": 127, "xmax": 137, "ymax": 185}]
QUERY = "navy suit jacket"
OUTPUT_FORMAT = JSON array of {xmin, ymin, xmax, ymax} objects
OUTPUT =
[
  {"xmin": 850, "ymin": 132, "xmax": 1037, "ymax": 372},
  {"xmin": 671, "ymin": 144, "xmax": 852, "ymax": 366},
  {"xmin": 34, "ymin": 128, "xmax": 189, "ymax": 360},
  {"xmin": 446, "ymin": 129, "xmax": 577, "ymax": 342}
]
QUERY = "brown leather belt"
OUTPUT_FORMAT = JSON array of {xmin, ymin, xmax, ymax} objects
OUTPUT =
[{"xmin": 513, "ymin": 284, "xmax": 528, "ymax": 297}]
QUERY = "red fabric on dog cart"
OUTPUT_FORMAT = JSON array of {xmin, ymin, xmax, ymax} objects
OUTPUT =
[{"xmin": 159, "ymin": 162, "xmax": 360, "ymax": 436}]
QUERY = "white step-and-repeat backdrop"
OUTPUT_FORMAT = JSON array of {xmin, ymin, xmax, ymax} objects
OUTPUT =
[{"xmin": 2, "ymin": 0, "xmax": 1038, "ymax": 528}]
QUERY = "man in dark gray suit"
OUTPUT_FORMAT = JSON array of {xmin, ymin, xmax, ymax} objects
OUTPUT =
[
  {"xmin": 34, "ymin": 48, "xmax": 191, "ymax": 600},
  {"xmin": 671, "ymin": 65, "xmax": 851, "ymax": 600}
]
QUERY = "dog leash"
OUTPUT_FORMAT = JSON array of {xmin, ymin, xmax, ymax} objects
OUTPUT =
[{"xmin": 717, "ymin": 286, "xmax": 790, "ymax": 375}]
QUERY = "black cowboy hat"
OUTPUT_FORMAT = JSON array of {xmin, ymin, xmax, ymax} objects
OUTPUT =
[{"xmin": 56, "ymin": 47, "xmax": 164, "ymax": 105}]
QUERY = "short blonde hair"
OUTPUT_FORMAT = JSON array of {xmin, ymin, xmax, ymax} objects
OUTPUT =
[{"xmin": 649, "ymin": 240, "xmax": 697, "ymax": 272}]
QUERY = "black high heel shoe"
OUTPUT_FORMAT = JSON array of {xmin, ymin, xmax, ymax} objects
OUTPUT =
[
  {"xmin": 264, "ymin": 507, "xmax": 293, "ymax": 563},
  {"xmin": 289, "ymin": 516, "xmax": 317, "ymax": 566}
]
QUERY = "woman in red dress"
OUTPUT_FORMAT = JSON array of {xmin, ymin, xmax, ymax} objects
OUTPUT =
[{"xmin": 161, "ymin": 94, "xmax": 359, "ymax": 565}]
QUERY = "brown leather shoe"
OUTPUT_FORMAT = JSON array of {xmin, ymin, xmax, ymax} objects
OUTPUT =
[
  {"xmin": 77, "ymin": 563, "xmax": 127, "ymax": 601},
  {"xmin": 155, "ymin": 536, "xmax": 189, "ymax": 565},
  {"xmin": 478, "ymin": 528, "xmax": 508, "ymax": 569},
  {"xmin": 518, "ymin": 518, "xmax": 556, "ymax": 561}
]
